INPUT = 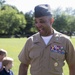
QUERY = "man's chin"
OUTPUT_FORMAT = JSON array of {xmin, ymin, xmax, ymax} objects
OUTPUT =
[{"xmin": 40, "ymin": 32, "xmax": 45, "ymax": 36}]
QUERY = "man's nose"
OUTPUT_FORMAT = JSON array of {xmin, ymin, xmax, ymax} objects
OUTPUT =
[{"xmin": 35, "ymin": 23, "xmax": 42, "ymax": 28}]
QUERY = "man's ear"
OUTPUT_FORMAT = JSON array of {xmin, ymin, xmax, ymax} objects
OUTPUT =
[{"xmin": 50, "ymin": 17, "xmax": 54, "ymax": 25}]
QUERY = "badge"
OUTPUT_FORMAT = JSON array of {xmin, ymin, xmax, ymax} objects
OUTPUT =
[
  {"xmin": 50, "ymin": 45, "xmax": 65, "ymax": 54},
  {"xmin": 54, "ymin": 62, "xmax": 58, "ymax": 67}
]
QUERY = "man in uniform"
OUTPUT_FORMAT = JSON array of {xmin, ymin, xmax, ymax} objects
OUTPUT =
[{"xmin": 18, "ymin": 4, "xmax": 75, "ymax": 75}]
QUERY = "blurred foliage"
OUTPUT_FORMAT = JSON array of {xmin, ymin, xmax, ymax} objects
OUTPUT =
[
  {"xmin": 0, "ymin": 5, "xmax": 26, "ymax": 35},
  {"xmin": 0, "ymin": 1, "xmax": 75, "ymax": 37}
]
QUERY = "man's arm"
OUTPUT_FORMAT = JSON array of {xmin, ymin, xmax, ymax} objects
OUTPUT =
[
  {"xmin": 18, "ymin": 63, "xmax": 29, "ymax": 75},
  {"xmin": 69, "ymin": 64, "xmax": 75, "ymax": 75}
]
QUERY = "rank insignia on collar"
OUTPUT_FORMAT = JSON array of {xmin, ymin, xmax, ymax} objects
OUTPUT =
[{"xmin": 50, "ymin": 45, "xmax": 65, "ymax": 54}]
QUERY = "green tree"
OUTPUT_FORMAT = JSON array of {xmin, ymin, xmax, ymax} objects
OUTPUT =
[
  {"xmin": 66, "ymin": 15, "xmax": 75, "ymax": 32},
  {"xmin": 24, "ymin": 11, "xmax": 35, "ymax": 35},
  {"xmin": 53, "ymin": 8, "xmax": 75, "ymax": 33},
  {"xmin": 53, "ymin": 14, "xmax": 67, "ymax": 32},
  {"xmin": 0, "ymin": 5, "xmax": 26, "ymax": 35},
  {"xmin": 0, "ymin": 0, "xmax": 5, "ymax": 8}
]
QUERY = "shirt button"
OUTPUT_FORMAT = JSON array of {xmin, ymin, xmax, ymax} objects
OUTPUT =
[{"xmin": 54, "ymin": 62, "xmax": 58, "ymax": 67}]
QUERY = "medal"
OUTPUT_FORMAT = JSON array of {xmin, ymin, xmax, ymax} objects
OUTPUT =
[{"xmin": 54, "ymin": 62, "xmax": 58, "ymax": 67}]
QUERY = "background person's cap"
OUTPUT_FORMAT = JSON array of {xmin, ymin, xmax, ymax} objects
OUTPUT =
[{"xmin": 34, "ymin": 4, "xmax": 52, "ymax": 18}]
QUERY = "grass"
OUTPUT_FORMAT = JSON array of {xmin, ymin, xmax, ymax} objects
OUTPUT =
[
  {"xmin": 0, "ymin": 37, "xmax": 75, "ymax": 75},
  {"xmin": 0, "ymin": 38, "xmax": 26, "ymax": 75}
]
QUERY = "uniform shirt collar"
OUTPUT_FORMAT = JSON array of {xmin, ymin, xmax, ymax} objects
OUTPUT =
[
  {"xmin": 49, "ymin": 29, "xmax": 62, "ymax": 44},
  {"xmin": 33, "ymin": 30, "xmax": 61, "ymax": 44},
  {"xmin": 33, "ymin": 32, "xmax": 41, "ymax": 43}
]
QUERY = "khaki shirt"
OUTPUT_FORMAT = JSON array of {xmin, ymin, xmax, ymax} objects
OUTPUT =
[{"xmin": 18, "ymin": 30, "xmax": 75, "ymax": 75}]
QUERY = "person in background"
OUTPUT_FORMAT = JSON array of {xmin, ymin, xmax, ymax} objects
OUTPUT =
[
  {"xmin": 18, "ymin": 4, "xmax": 75, "ymax": 75},
  {"xmin": 0, "ymin": 57, "xmax": 14, "ymax": 75},
  {"xmin": 0, "ymin": 49, "xmax": 7, "ymax": 71}
]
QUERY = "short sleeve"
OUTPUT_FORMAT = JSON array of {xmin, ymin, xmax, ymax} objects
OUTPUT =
[
  {"xmin": 65, "ymin": 39, "xmax": 75, "ymax": 65},
  {"xmin": 18, "ymin": 40, "xmax": 30, "ymax": 65}
]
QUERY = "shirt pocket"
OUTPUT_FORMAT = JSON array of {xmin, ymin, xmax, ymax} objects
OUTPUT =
[
  {"xmin": 29, "ymin": 50, "xmax": 40, "ymax": 59},
  {"xmin": 49, "ymin": 52, "xmax": 65, "ymax": 73},
  {"xmin": 29, "ymin": 51, "xmax": 41, "ymax": 72}
]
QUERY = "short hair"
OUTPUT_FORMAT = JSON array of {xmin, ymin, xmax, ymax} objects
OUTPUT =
[
  {"xmin": 0, "ymin": 49, "xmax": 7, "ymax": 55},
  {"xmin": 2, "ymin": 57, "xmax": 13, "ymax": 66}
]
